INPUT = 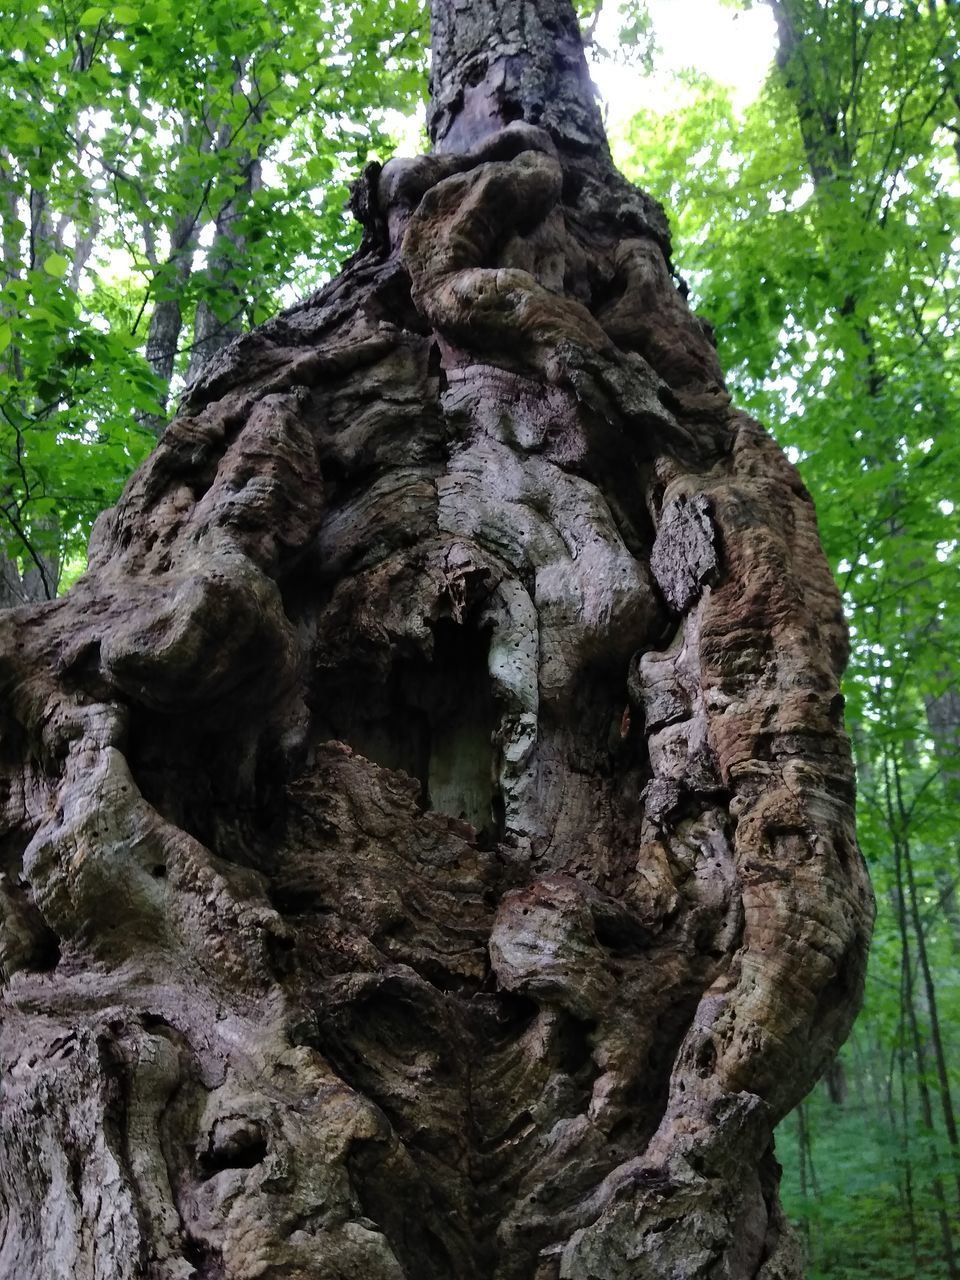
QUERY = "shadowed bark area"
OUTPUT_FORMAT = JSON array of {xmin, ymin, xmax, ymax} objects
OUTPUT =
[{"xmin": 0, "ymin": 2, "xmax": 873, "ymax": 1277}]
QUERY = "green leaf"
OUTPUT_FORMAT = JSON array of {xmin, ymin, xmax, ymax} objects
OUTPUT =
[
  {"xmin": 79, "ymin": 6, "xmax": 107, "ymax": 22},
  {"xmin": 0, "ymin": 324, "xmax": 10, "ymax": 354},
  {"xmin": 42, "ymin": 253, "xmax": 70, "ymax": 279},
  {"xmin": 13, "ymin": 123, "xmax": 41, "ymax": 146},
  {"xmin": 114, "ymin": 4, "xmax": 139, "ymax": 23}
]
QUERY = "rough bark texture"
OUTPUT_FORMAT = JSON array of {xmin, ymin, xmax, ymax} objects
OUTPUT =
[{"xmin": 0, "ymin": 3, "xmax": 873, "ymax": 1277}]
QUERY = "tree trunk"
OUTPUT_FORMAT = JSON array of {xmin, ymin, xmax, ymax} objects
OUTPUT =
[
  {"xmin": 0, "ymin": 2, "xmax": 874, "ymax": 1277},
  {"xmin": 185, "ymin": 152, "xmax": 263, "ymax": 386}
]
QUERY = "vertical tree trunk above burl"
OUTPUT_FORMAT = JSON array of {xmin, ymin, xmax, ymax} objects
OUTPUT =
[{"xmin": 0, "ymin": 1, "xmax": 874, "ymax": 1277}]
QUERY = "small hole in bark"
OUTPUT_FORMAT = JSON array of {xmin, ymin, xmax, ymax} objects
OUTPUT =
[
  {"xmin": 151, "ymin": 864, "xmax": 166, "ymax": 878},
  {"xmin": 694, "ymin": 1039, "xmax": 717, "ymax": 1076},
  {"xmin": 606, "ymin": 1116, "xmax": 636, "ymax": 1145},
  {"xmin": 465, "ymin": 58, "xmax": 488, "ymax": 87},
  {"xmin": 494, "ymin": 992, "xmax": 539, "ymax": 1036},
  {"xmin": 490, "ymin": 786, "xmax": 506, "ymax": 851},
  {"xmin": 372, "ymin": 268, "xmax": 430, "ymax": 332},
  {"xmin": 320, "ymin": 454, "xmax": 348, "ymax": 486},
  {"xmin": 141, "ymin": 1011, "xmax": 172, "ymax": 1031},
  {"xmin": 267, "ymin": 930, "xmax": 295, "ymax": 976},
  {"xmin": 37, "ymin": 935, "xmax": 61, "ymax": 972},
  {"xmin": 200, "ymin": 1120, "xmax": 268, "ymax": 1175},
  {"xmin": 427, "ymin": 338, "xmax": 447, "ymax": 393},
  {"xmin": 593, "ymin": 913, "xmax": 648, "ymax": 956},
  {"xmin": 183, "ymin": 1238, "xmax": 226, "ymax": 1278},
  {"xmin": 561, "ymin": 167, "xmax": 585, "ymax": 203},
  {"xmin": 554, "ymin": 1012, "xmax": 597, "ymax": 1077}
]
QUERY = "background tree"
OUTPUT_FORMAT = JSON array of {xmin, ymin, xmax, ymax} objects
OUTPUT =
[{"xmin": 0, "ymin": 0, "xmax": 873, "ymax": 1276}]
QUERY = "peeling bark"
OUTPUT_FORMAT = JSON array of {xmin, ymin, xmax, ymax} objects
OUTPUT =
[{"xmin": 0, "ymin": 2, "xmax": 873, "ymax": 1277}]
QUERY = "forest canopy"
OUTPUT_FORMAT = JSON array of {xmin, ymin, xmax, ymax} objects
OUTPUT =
[{"xmin": 0, "ymin": 1, "xmax": 957, "ymax": 1276}]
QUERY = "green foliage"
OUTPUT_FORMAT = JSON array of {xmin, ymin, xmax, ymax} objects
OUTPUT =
[
  {"xmin": 778, "ymin": 1057, "xmax": 960, "ymax": 1279},
  {"xmin": 578, "ymin": 0, "xmax": 654, "ymax": 68},
  {"xmin": 0, "ymin": 0, "xmax": 427, "ymax": 593}
]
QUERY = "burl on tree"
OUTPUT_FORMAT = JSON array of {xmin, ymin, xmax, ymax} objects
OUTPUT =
[{"xmin": 0, "ymin": 1, "xmax": 873, "ymax": 1277}]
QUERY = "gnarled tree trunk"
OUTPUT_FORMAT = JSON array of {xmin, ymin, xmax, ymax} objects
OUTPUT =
[{"xmin": 0, "ymin": 2, "xmax": 873, "ymax": 1277}]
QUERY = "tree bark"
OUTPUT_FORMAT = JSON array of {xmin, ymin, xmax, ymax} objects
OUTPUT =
[
  {"xmin": 185, "ymin": 152, "xmax": 263, "ymax": 386},
  {"xmin": 0, "ymin": 2, "xmax": 873, "ymax": 1277}
]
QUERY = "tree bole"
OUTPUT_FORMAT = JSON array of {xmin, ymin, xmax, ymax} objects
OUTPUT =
[{"xmin": 0, "ymin": 1, "xmax": 873, "ymax": 1276}]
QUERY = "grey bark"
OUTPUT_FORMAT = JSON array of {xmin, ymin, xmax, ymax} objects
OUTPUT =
[
  {"xmin": 186, "ymin": 155, "xmax": 263, "ymax": 385},
  {"xmin": 428, "ymin": 0, "xmax": 611, "ymax": 157},
  {"xmin": 0, "ymin": 2, "xmax": 873, "ymax": 1277},
  {"xmin": 140, "ymin": 211, "xmax": 202, "ymax": 435},
  {"xmin": 0, "ymin": 165, "xmax": 63, "ymax": 606}
]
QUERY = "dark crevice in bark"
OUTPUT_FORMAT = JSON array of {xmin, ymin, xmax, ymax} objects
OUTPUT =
[
  {"xmin": 182, "ymin": 1238, "xmax": 227, "ymax": 1279},
  {"xmin": 319, "ymin": 617, "xmax": 503, "ymax": 843}
]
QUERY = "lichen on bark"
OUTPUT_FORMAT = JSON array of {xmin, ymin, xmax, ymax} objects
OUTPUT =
[{"xmin": 0, "ymin": 2, "xmax": 873, "ymax": 1277}]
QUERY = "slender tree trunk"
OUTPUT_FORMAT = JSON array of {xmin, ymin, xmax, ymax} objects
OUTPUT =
[
  {"xmin": 0, "ymin": 2, "xmax": 873, "ymax": 1277},
  {"xmin": 895, "ymin": 791, "xmax": 960, "ymax": 1210},
  {"xmin": 186, "ymin": 154, "xmax": 263, "ymax": 384},
  {"xmin": 824, "ymin": 1056, "xmax": 847, "ymax": 1106},
  {"xmin": 893, "ymin": 996, "xmax": 921, "ymax": 1277},
  {"xmin": 0, "ymin": 168, "xmax": 62, "ymax": 605},
  {"xmin": 140, "ymin": 211, "xmax": 201, "ymax": 434},
  {"xmin": 887, "ymin": 753, "xmax": 959, "ymax": 1280}
]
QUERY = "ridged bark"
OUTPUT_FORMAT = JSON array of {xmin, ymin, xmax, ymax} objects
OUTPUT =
[{"xmin": 0, "ymin": 2, "xmax": 873, "ymax": 1277}]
